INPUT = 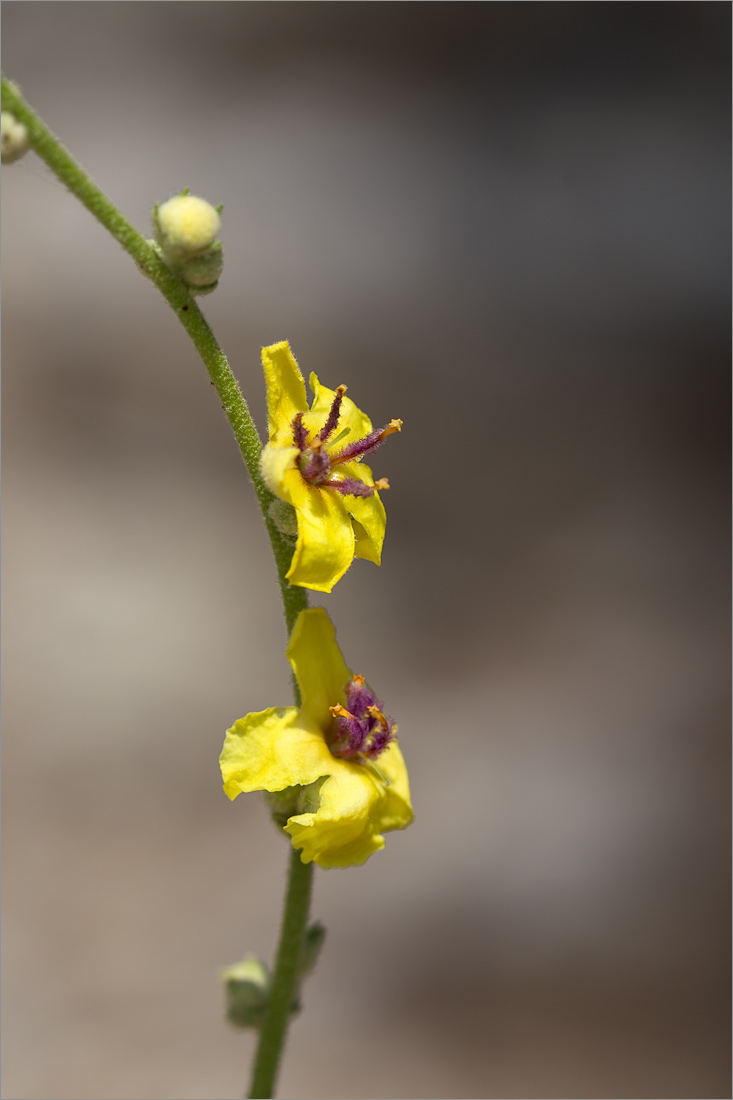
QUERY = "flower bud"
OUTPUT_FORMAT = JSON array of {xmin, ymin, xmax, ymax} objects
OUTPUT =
[
  {"xmin": 221, "ymin": 955, "xmax": 270, "ymax": 1030},
  {"xmin": 1, "ymin": 111, "xmax": 29, "ymax": 164},
  {"xmin": 154, "ymin": 193, "xmax": 221, "ymax": 259}
]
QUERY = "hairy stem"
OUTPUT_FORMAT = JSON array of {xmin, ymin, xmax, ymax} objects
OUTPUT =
[
  {"xmin": 2, "ymin": 75, "xmax": 313, "ymax": 1097},
  {"xmin": 1, "ymin": 75, "xmax": 307, "ymax": 637},
  {"xmin": 248, "ymin": 850, "xmax": 314, "ymax": 1099}
]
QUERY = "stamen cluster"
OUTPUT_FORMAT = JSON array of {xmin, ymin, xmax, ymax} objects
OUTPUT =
[
  {"xmin": 292, "ymin": 386, "xmax": 401, "ymax": 499},
  {"xmin": 328, "ymin": 676, "xmax": 396, "ymax": 761}
]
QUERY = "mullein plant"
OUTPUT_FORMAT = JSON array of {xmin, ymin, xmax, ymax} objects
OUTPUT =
[{"xmin": 2, "ymin": 76, "xmax": 413, "ymax": 1099}]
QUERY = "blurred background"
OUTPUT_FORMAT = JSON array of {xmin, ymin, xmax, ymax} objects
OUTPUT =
[{"xmin": 2, "ymin": 4, "xmax": 730, "ymax": 1098}]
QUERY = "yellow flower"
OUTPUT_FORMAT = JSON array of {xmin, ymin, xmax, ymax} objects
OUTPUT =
[
  {"xmin": 220, "ymin": 608, "xmax": 413, "ymax": 870},
  {"xmin": 260, "ymin": 341, "xmax": 402, "ymax": 593}
]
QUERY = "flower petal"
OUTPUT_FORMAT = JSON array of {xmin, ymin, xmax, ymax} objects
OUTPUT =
[
  {"xmin": 220, "ymin": 706, "xmax": 333, "ymax": 799},
  {"xmin": 260, "ymin": 443, "xmax": 299, "ymax": 500},
  {"xmin": 284, "ymin": 758, "xmax": 387, "ymax": 869},
  {"xmin": 286, "ymin": 476, "xmax": 355, "ymax": 593},
  {"xmin": 286, "ymin": 607, "xmax": 352, "ymax": 729},
  {"xmin": 336, "ymin": 460, "xmax": 386, "ymax": 565},
  {"xmin": 303, "ymin": 373, "xmax": 373, "ymax": 452},
  {"xmin": 262, "ymin": 342, "xmax": 308, "ymax": 447},
  {"xmin": 370, "ymin": 742, "xmax": 414, "ymax": 833}
]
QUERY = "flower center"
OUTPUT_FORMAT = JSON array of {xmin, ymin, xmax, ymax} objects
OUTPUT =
[
  {"xmin": 292, "ymin": 386, "xmax": 401, "ymax": 499},
  {"xmin": 327, "ymin": 675, "xmax": 396, "ymax": 762}
]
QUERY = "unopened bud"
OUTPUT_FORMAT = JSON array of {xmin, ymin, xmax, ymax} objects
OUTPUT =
[
  {"xmin": 154, "ymin": 193, "xmax": 221, "ymax": 259},
  {"xmin": 221, "ymin": 955, "xmax": 270, "ymax": 1030},
  {"xmin": 1, "ymin": 111, "xmax": 29, "ymax": 164}
]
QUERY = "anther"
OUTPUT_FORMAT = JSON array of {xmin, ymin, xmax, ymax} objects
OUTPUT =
[
  {"xmin": 367, "ymin": 704, "xmax": 389, "ymax": 726},
  {"xmin": 330, "ymin": 704, "xmax": 355, "ymax": 720},
  {"xmin": 374, "ymin": 478, "xmax": 390, "ymax": 491}
]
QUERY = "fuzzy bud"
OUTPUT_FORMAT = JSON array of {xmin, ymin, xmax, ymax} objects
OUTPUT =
[
  {"xmin": 221, "ymin": 955, "xmax": 270, "ymax": 1030},
  {"xmin": 1, "ymin": 111, "xmax": 29, "ymax": 164},
  {"xmin": 154, "ymin": 193, "xmax": 221, "ymax": 260}
]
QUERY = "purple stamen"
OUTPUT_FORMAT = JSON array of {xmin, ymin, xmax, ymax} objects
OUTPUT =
[
  {"xmin": 363, "ymin": 725, "xmax": 393, "ymax": 759},
  {"xmin": 317, "ymin": 386, "xmax": 347, "ymax": 444},
  {"xmin": 330, "ymin": 420, "xmax": 402, "ymax": 465},
  {"xmin": 319, "ymin": 477, "xmax": 377, "ymax": 498},
  {"xmin": 328, "ymin": 677, "xmax": 396, "ymax": 762},
  {"xmin": 299, "ymin": 446, "xmax": 330, "ymax": 483},
  {"xmin": 292, "ymin": 412, "xmax": 308, "ymax": 451},
  {"xmin": 294, "ymin": 395, "xmax": 399, "ymax": 494}
]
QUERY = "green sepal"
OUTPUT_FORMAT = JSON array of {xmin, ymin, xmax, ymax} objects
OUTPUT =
[
  {"xmin": 265, "ymin": 776, "xmax": 327, "ymax": 830},
  {"xmin": 222, "ymin": 955, "xmax": 270, "ymax": 1030},
  {"xmin": 290, "ymin": 922, "xmax": 327, "ymax": 1016},
  {"xmin": 179, "ymin": 245, "xmax": 223, "ymax": 290},
  {"xmin": 299, "ymin": 922, "xmax": 326, "ymax": 979}
]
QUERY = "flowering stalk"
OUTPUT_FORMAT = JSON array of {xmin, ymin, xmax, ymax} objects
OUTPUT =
[
  {"xmin": 0, "ymin": 76, "xmax": 305, "ymax": 638},
  {"xmin": 1, "ymin": 74, "xmax": 311, "ymax": 1098}
]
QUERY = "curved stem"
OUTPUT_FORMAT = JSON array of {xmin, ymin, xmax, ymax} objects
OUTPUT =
[
  {"xmin": 2, "ymin": 75, "xmax": 313, "ymax": 1097},
  {"xmin": 0, "ymin": 75, "xmax": 307, "ymax": 637}
]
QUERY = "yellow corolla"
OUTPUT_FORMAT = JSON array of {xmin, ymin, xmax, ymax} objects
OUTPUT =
[
  {"xmin": 259, "ymin": 341, "xmax": 402, "ymax": 593},
  {"xmin": 220, "ymin": 608, "xmax": 413, "ymax": 870}
]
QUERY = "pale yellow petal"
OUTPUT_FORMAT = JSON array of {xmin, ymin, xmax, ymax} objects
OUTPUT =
[
  {"xmin": 302, "ymin": 373, "xmax": 373, "ymax": 451},
  {"xmin": 219, "ymin": 706, "xmax": 334, "ymax": 800},
  {"xmin": 286, "ymin": 476, "xmax": 355, "ymax": 593},
  {"xmin": 307, "ymin": 831, "xmax": 385, "ymax": 869},
  {"xmin": 262, "ymin": 342, "xmax": 308, "ymax": 447},
  {"xmin": 260, "ymin": 443, "xmax": 299, "ymax": 500},
  {"xmin": 286, "ymin": 608, "xmax": 352, "ymax": 729},
  {"xmin": 336, "ymin": 461, "xmax": 386, "ymax": 565},
  {"xmin": 284, "ymin": 758, "xmax": 386, "ymax": 869},
  {"xmin": 370, "ymin": 741, "xmax": 414, "ymax": 833}
]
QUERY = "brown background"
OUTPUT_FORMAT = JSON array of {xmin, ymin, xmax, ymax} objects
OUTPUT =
[{"xmin": 2, "ymin": 4, "xmax": 730, "ymax": 1099}]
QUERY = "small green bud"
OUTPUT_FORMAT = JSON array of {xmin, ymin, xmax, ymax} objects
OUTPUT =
[
  {"xmin": 221, "ymin": 955, "xmax": 270, "ymax": 1030},
  {"xmin": 268, "ymin": 498, "xmax": 298, "ymax": 538},
  {"xmin": 1, "ymin": 111, "xmax": 29, "ymax": 164},
  {"xmin": 154, "ymin": 194, "xmax": 221, "ymax": 259}
]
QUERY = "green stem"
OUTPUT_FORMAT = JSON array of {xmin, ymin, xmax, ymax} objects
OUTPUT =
[
  {"xmin": 2, "ymin": 75, "xmax": 313, "ymax": 1096},
  {"xmin": 249, "ymin": 851, "xmax": 314, "ymax": 1099}
]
